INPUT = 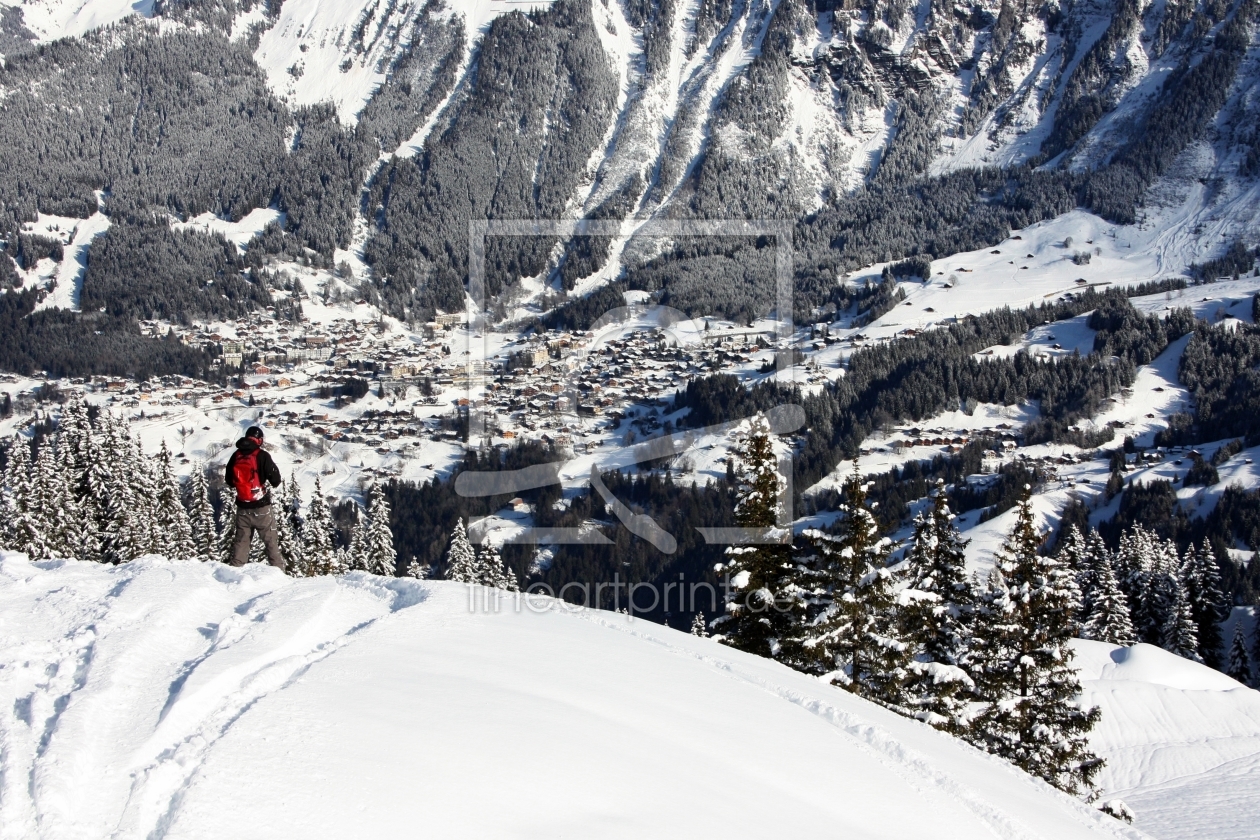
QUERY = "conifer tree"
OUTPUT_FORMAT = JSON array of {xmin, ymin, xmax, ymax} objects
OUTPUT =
[
  {"xmin": 363, "ymin": 483, "xmax": 397, "ymax": 577},
  {"xmin": 1056, "ymin": 524, "xmax": 1090, "ymax": 631},
  {"xmin": 469, "ymin": 542, "xmax": 517, "ymax": 591},
  {"xmin": 1225, "ymin": 623, "xmax": 1253, "ymax": 686},
  {"xmin": 153, "ymin": 441, "xmax": 195, "ymax": 560},
  {"xmin": 712, "ymin": 416, "xmax": 803, "ymax": 661},
  {"xmin": 122, "ymin": 427, "xmax": 159, "ymax": 557},
  {"xmin": 968, "ymin": 486, "xmax": 1101, "ymax": 796},
  {"xmin": 344, "ymin": 507, "xmax": 367, "ymax": 572},
  {"xmin": 804, "ymin": 463, "xmax": 909, "ymax": 707},
  {"xmin": 217, "ymin": 488, "xmax": 238, "ymax": 564},
  {"xmin": 1, "ymin": 436, "xmax": 44, "ymax": 558},
  {"xmin": 1081, "ymin": 551, "xmax": 1136, "ymax": 646},
  {"xmin": 276, "ymin": 474, "xmax": 306, "ymax": 575},
  {"xmin": 32, "ymin": 440, "xmax": 74, "ymax": 559},
  {"xmin": 443, "ymin": 518, "xmax": 478, "ymax": 583},
  {"xmin": 187, "ymin": 466, "xmax": 218, "ymax": 561},
  {"xmin": 901, "ymin": 480, "xmax": 974, "ymax": 731},
  {"xmin": 100, "ymin": 432, "xmax": 143, "ymax": 565},
  {"xmin": 81, "ymin": 429, "xmax": 113, "ymax": 563},
  {"xmin": 1181, "ymin": 540, "xmax": 1226, "ymax": 668},
  {"xmin": 405, "ymin": 557, "xmax": 429, "ymax": 579},
  {"xmin": 302, "ymin": 478, "xmax": 337, "ymax": 575},
  {"xmin": 691, "ymin": 612, "xmax": 709, "ymax": 637},
  {"xmin": 1160, "ymin": 584, "xmax": 1202, "ymax": 662},
  {"xmin": 1115, "ymin": 526, "xmax": 1162, "ymax": 645}
]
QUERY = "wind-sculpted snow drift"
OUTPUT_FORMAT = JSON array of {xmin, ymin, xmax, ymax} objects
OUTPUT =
[{"xmin": 0, "ymin": 552, "xmax": 1149, "ymax": 840}]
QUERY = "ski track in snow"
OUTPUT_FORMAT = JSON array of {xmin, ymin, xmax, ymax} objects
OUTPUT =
[{"xmin": 0, "ymin": 557, "xmax": 426, "ymax": 840}]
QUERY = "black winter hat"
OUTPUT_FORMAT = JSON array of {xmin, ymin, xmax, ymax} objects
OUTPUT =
[{"xmin": 245, "ymin": 426, "xmax": 265, "ymax": 440}]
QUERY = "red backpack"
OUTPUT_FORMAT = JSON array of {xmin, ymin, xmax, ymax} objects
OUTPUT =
[{"xmin": 232, "ymin": 449, "xmax": 267, "ymax": 503}]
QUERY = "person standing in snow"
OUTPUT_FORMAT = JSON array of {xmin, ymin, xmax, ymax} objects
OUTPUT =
[{"xmin": 225, "ymin": 426, "xmax": 284, "ymax": 569}]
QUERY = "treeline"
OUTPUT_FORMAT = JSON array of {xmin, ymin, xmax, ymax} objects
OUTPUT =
[
  {"xmin": 1092, "ymin": 476, "xmax": 1260, "ymax": 606},
  {"xmin": 0, "ymin": 289, "xmax": 217, "ymax": 380},
  {"xmin": 1190, "ymin": 241, "xmax": 1259, "ymax": 281},
  {"xmin": 0, "ymin": 394, "xmax": 401, "ymax": 576},
  {"xmin": 719, "ymin": 426, "xmax": 1103, "ymax": 797},
  {"xmin": 82, "ymin": 222, "xmax": 272, "ymax": 323},
  {"xmin": 1157, "ymin": 320, "xmax": 1260, "ymax": 447}
]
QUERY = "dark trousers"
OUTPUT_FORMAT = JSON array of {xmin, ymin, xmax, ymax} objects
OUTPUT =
[{"xmin": 231, "ymin": 504, "xmax": 285, "ymax": 570}]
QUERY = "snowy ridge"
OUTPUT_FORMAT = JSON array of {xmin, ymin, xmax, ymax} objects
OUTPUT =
[
  {"xmin": 0, "ymin": 553, "xmax": 1151, "ymax": 839},
  {"xmin": 1075, "ymin": 640, "xmax": 1260, "ymax": 840}
]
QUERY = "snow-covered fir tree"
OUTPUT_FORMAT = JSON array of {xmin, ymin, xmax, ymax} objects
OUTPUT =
[
  {"xmin": 1077, "ymin": 529, "xmax": 1113, "ymax": 625},
  {"xmin": 443, "ymin": 518, "xmax": 479, "ymax": 584},
  {"xmin": 82, "ymin": 426, "xmax": 113, "ymax": 563},
  {"xmin": 2, "ymin": 436, "xmax": 45, "ymax": 559},
  {"xmin": 56, "ymin": 395, "xmax": 98, "ymax": 562},
  {"xmin": 362, "ymin": 483, "xmax": 397, "ymax": 577},
  {"xmin": 1081, "ymin": 549, "xmax": 1136, "ymax": 646},
  {"xmin": 1160, "ymin": 584, "xmax": 1202, "ymax": 662},
  {"xmin": 153, "ymin": 441, "xmax": 195, "ymax": 560},
  {"xmin": 216, "ymin": 488, "xmax": 238, "ymax": 565},
  {"xmin": 32, "ymin": 439, "xmax": 74, "ymax": 559},
  {"xmin": 802, "ymin": 462, "xmax": 909, "ymax": 707},
  {"xmin": 900, "ymin": 480, "xmax": 974, "ymax": 732},
  {"xmin": 1180, "ymin": 540, "xmax": 1226, "ymax": 668},
  {"xmin": 300, "ymin": 479, "xmax": 337, "ymax": 575},
  {"xmin": 344, "ymin": 509, "xmax": 367, "ymax": 572},
  {"xmin": 477, "ymin": 543, "xmax": 519, "ymax": 591},
  {"xmin": 186, "ymin": 466, "xmax": 217, "ymax": 562},
  {"xmin": 968, "ymin": 486, "xmax": 1101, "ymax": 796},
  {"xmin": 122, "ymin": 426, "xmax": 159, "ymax": 557},
  {"xmin": 405, "ymin": 556, "xmax": 430, "ymax": 579},
  {"xmin": 1146, "ymin": 536, "xmax": 1183, "ymax": 651},
  {"xmin": 691, "ymin": 612, "xmax": 709, "ymax": 637},
  {"xmin": 1225, "ymin": 623, "xmax": 1253, "ymax": 686},
  {"xmin": 276, "ymin": 474, "xmax": 306, "ymax": 575},
  {"xmin": 1114, "ymin": 526, "xmax": 1158, "ymax": 645},
  {"xmin": 711, "ymin": 416, "xmax": 804, "ymax": 661}
]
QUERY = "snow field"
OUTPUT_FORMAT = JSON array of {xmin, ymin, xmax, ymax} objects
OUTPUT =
[
  {"xmin": 1074, "ymin": 641, "xmax": 1260, "ymax": 840},
  {"xmin": 0, "ymin": 553, "xmax": 1148, "ymax": 840},
  {"xmin": 0, "ymin": 0, "xmax": 154, "ymax": 43},
  {"xmin": 169, "ymin": 208, "xmax": 284, "ymax": 253}
]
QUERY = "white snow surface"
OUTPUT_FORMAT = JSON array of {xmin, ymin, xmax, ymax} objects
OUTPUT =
[
  {"xmin": 0, "ymin": 553, "xmax": 1149, "ymax": 840},
  {"xmin": 251, "ymin": 0, "xmax": 557, "ymax": 124},
  {"xmin": 1075, "ymin": 640, "xmax": 1260, "ymax": 840},
  {"xmin": 169, "ymin": 208, "xmax": 283, "ymax": 253},
  {"xmin": 28, "ymin": 211, "xmax": 111, "ymax": 313},
  {"xmin": 0, "ymin": 0, "xmax": 153, "ymax": 43}
]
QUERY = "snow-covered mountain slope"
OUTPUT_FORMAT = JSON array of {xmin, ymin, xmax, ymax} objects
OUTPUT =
[
  {"xmin": 3, "ymin": 0, "xmax": 1256, "ymax": 311},
  {"xmin": 0, "ymin": 0, "xmax": 152, "ymax": 44},
  {"xmin": 1075, "ymin": 640, "xmax": 1260, "ymax": 840},
  {"xmin": 0, "ymin": 553, "xmax": 1146, "ymax": 840},
  {"xmin": 249, "ymin": 0, "xmax": 531, "ymax": 124}
]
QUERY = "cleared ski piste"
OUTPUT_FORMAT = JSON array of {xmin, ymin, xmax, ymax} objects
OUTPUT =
[{"xmin": 0, "ymin": 553, "xmax": 1157, "ymax": 840}]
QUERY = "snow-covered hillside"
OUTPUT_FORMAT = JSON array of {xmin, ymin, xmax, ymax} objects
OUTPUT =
[
  {"xmin": 0, "ymin": 552, "xmax": 1152, "ymax": 840},
  {"xmin": 1076, "ymin": 641, "xmax": 1260, "ymax": 840}
]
